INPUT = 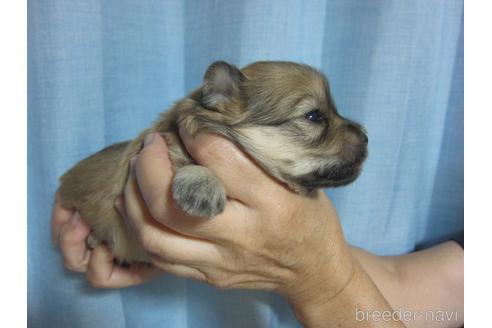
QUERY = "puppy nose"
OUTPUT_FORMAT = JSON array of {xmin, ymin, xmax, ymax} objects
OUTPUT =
[
  {"xmin": 361, "ymin": 133, "xmax": 368, "ymax": 145},
  {"xmin": 345, "ymin": 122, "xmax": 368, "ymax": 145}
]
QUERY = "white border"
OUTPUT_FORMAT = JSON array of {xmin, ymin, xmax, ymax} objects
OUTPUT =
[
  {"xmin": 464, "ymin": 1, "xmax": 492, "ymax": 326},
  {"xmin": 0, "ymin": 1, "xmax": 27, "ymax": 326},
  {"xmin": 8, "ymin": 1, "xmax": 479, "ymax": 327}
]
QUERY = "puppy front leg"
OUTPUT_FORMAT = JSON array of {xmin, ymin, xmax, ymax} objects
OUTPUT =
[{"xmin": 172, "ymin": 165, "xmax": 226, "ymax": 218}]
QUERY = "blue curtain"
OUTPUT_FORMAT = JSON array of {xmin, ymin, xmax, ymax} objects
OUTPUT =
[{"xmin": 28, "ymin": 1, "xmax": 463, "ymax": 327}]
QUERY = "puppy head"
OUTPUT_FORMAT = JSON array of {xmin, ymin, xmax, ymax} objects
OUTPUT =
[{"xmin": 192, "ymin": 61, "xmax": 368, "ymax": 192}]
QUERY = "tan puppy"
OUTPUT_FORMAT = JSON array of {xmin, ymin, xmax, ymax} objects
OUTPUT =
[{"xmin": 58, "ymin": 61, "xmax": 368, "ymax": 263}]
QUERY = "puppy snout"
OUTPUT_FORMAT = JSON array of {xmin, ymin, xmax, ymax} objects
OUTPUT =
[{"xmin": 344, "ymin": 122, "xmax": 368, "ymax": 146}]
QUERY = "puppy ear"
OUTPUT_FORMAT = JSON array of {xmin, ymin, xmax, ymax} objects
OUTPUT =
[{"xmin": 201, "ymin": 61, "xmax": 245, "ymax": 108}]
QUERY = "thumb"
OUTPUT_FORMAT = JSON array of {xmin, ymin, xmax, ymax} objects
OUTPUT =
[{"xmin": 134, "ymin": 133, "xmax": 175, "ymax": 221}]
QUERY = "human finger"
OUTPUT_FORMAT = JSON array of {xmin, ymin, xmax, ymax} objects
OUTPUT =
[
  {"xmin": 51, "ymin": 195, "xmax": 75, "ymax": 246},
  {"xmin": 123, "ymin": 156, "xmax": 224, "ymax": 266},
  {"xmin": 134, "ymin": 134, "xmax": 196, "ymax": 226},
  {"xmin": 58, "ymin": 211, "xmax": 92, "ymax": 272},
  {"xmin": 86, "ymin": 244, "xmax": 162, "ymax": 289},
  {"xmin": 133, "ymin": 134, "xmax": 246, "ymax": 239}
]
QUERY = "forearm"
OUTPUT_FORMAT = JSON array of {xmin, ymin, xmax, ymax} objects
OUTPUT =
[
  {"xmin": 289, "ymin": 251, "xmax": 405, "ymax": 327},
  {"xmin": 350, "ymin": 242, "xmax": 464, "ymax": 328}
]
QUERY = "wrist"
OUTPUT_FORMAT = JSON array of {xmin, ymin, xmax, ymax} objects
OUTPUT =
[
  {"xmin": 290, "ymin": 260, "xmax": 404, "ymax": 328},
  {"xmin": 287, "ymin": 250, "xmax": 357, "ymax": 327},
  {"xmin": 284, "ymin": 242, "xmax": 356, "ymax": 311}
]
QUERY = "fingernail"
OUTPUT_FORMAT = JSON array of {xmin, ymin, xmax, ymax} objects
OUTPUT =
[{"xmin": 144, "ymin": 133, "xmax": 156, "ymax": 147}]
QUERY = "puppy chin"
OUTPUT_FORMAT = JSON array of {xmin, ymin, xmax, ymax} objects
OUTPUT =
[
  {"xmin": 294, "ymin": 148, "xmax": 368, "ymax": 191},
  {"xmin": 322, "ymin": 164, "xmax": 363, "ymax": 187},
  {"xmin": 298, "ymin": 164, "xmax": 362, "ymax": 191}
]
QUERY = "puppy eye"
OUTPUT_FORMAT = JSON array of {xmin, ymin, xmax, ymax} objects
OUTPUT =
[{"xmin": 305, "ymin": 110, "xmax": 325, "ymax": 123}]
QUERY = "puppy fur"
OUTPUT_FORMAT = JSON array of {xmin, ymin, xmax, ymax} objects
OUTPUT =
[{"xmin": 58, "ymin": 61, "xmax": 368, "ymax": 263}]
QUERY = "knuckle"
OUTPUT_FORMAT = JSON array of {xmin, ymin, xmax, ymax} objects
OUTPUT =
[
  {"xmin": 59, "ymin": 224, "xmax": 90, "ymax": 247},
  {"xmin": 63, "ymin": 260, "xmax": 75, "ymax": 271},
  {"xmin": 87, "ymin": 274, "xmax": 106, "ymax": 288},
  {"xmin": 207, "ymin": 273, "xmax": 233, "ymax": 289},
  {"xmin": 134, "ymin": 223, "xmax": 149, "ymax": 240},
  {"xmin": 213, "ymin": 279, "xmax": 233, "ymax": 289},
  {"xmin": 59, "ymin": 232, "xmax": 77, "ymax": 249},
  {"xmin": 138, "ymin": 235, "xmax": 153, "ymax": 253},
  {"xmin": 138, "ymin": 228, "xmax": 159, "ymax": 254},
  {"xmin": 63, "ymin": 259, "xmax": 84, "ymax": 273}
]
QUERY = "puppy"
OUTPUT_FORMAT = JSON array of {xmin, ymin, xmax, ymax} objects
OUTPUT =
[{"xmin": 58, "ymin": 61, "xmax": 368, "ymax": 264}]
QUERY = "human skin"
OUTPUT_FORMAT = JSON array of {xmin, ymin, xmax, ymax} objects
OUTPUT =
[
  {"xmin": 352, "ymin": 243, "xmax": 464, "ymax": 328},
  {"xmin": 51, "ymin": 132, "xmax": 458, "ymax": 327}
]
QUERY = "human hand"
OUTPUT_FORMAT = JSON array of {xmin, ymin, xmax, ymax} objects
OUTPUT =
[
  {"xmin": 51, "ymin": 195, "xmax": 162, "ymax": 288},
  {"xmin": 53, "ymin": 132, "xmax": 401, "ymax": 327},
  {"xmin": 116, "ymin": 132, "xmax": 355, "ymax": 307}
]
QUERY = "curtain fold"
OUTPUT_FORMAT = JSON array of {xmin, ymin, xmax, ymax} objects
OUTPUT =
[{"xmin": 28, "ymin": 1, "xmax": 463, "ymax": 327}]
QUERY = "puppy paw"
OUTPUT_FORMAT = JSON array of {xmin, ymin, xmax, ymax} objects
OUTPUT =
[{"xmin": 172, "ymin": 165, "xmax": 226, "ymax": 218}]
